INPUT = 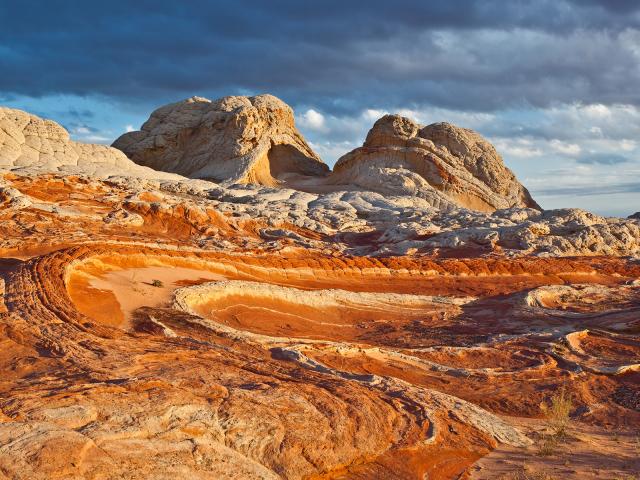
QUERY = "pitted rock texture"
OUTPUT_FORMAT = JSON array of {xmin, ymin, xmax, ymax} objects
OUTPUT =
[
  {"xmin": 112, "ymin": 95, "xmax": 329, "ymax": 186},
  {"xmin": 111, "ymin": 96, "xmax": 537, "ymax": 214},
  {"xmin": 332, "ymin": 115, "xmax": 540, "ymax": 212},
  {"xmin": 0, "ymin": 107, "xmax": 180, "ymax": 179},
  {"xmin": 1, "ymin": 171, "xmax": 639, "ymax": 259}
]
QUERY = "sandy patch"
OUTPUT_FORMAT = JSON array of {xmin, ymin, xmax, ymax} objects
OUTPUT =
[
  {"xmin": 468, "ymin": 417, "xmax": 640, "ymax": 479},
  {"xmin": 75, "ymin": 266, "xmax": 226, "ymax": 328}
]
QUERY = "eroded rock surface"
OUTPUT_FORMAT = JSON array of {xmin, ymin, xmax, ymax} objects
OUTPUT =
[
  {"xmin": 0, "ymin": 104, "xmax": 639, "ymax": 480},
  {"xmin": 0, "ymin": 107, "xmax": 180, "ymax": 179},
  {"xmin": 113, "ymin": 95, "xmax": 329, "ymax": 186},
  {"xmin": 112, "ymin": 95, "xmax": 538, "ymax": 214}
]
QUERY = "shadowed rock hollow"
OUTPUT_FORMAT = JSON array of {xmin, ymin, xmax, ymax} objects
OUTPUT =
[{"xmin": 113, "ymin": 95, "xmax": 539, "ymax": 213}]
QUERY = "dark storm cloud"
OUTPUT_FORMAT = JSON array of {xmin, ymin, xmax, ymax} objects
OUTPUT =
[
  {"xmin": 1, "ymin": 0, "xmax": 639, "ymax": 112},
  {"xmin": 567, "ymin": 0, "xmax": 640, "ymax": 13},
  {"xmin": 64, "ymin": 108, "xmax": 94, "ymax": 120}
]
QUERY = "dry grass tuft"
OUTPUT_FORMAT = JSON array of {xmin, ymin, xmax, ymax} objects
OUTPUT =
[
  {"xmin": 536, "ymin": 386, "xmax": 573, "ymax": 456},
  {"xmin": 540, "ymin": 386, "xmax": 572, "ymax": 438},
  {"xmin": 536, "ymin": 435, "xmax": 559, "ymax": 456}
]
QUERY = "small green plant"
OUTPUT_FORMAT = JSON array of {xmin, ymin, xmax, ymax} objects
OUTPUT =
[{"xmin": 151, "ymin": 279, "xmax": 164, "ymax": 288}]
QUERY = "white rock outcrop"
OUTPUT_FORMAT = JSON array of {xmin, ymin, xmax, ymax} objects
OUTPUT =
[
  {"xmin": 331, "ymin": 115, "xmax": 540, "ymax": 212},
  {"xmin": 112, "ymin": 95, "xmax": 329, "ymax": 186},
  {"xmin": 0, "ymin": 107, "xmax": 179, "ymax": 179}
]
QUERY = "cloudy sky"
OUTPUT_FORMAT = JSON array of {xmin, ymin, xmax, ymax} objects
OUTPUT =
[{"xmin": 2, "ymin": 1, "xmax": 639, "ymax": 216}]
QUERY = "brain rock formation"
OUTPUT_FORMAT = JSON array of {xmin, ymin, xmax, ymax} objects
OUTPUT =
[
  {"xmin": 113, "ymin": 95, "xmax": 329, "ymax": 186},
  {"xmin": 331, "ymin": 114, "xmax": 540, "ymax": 212}
]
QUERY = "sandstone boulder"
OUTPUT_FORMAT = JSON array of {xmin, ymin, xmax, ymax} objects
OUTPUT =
[
  {"xmin": 112, "ymin": 95, "xmax": 329, "ymax": 186},
  {"xmin": 331, "ymin": 114, "xmax": 540, "ymax": 212},
  {"xmin": 0, "ymin": 107, "xmax": 178, "ymax": 179}
]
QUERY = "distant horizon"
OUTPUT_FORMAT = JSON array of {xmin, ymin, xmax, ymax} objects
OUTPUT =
[{"xmin": 2, "ymin": 1, "xmax": 639, "ymax": 216}]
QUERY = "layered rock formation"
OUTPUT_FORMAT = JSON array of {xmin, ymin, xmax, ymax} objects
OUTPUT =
[
  {"xmin": 331, "ymin": 115, "xmax": 540, "ymax": 212},
  {"xmin": 0, "ymin": 102, "xmax": 639, "ymax": 479},
  {"xmin": 113, "ymin": 95, "xmax": 329, "ymax": 186},
  {"xmin": 0, "ymin": 107, "xmax": 179, "ymax": 179}
]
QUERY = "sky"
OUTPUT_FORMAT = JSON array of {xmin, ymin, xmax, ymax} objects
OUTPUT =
[{"xmin": 1, "ymin": 1, "xmax": 639, "ymax": 216}]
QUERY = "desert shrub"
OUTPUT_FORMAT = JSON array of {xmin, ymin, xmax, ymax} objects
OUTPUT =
[
  {"xmin": 151, "ymin": 279, "xmax": 164, "ymax": 288},
  {"xmin": 540, "ymin": 386, "xmax": 572, "ymax": 438}
]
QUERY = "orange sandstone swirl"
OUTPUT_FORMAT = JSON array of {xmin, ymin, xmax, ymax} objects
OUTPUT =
[{"xmin": 0, "ymin": 245, "xmax": 638, "ymax": 479}]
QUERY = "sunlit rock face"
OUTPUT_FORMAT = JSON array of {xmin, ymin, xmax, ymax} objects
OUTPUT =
[
  {"xmin": 111, "ymin": 95, "xmax": 538, "ymax": 214},
  {"xmin": 112, "ymin": 95, "xmax": 329, "ymax": 186},
  {"xmin": 0, "ymin": 103, "xmax": 639, "ymax": 480},
  {"xmin": 332, "ymin": 114, "xmax": 540, "ymax": 212}
]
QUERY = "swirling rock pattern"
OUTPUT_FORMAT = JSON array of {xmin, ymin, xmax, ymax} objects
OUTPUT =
[{"xmin": 0, "ymin": 106, "xmax": 639, "ymax": 479}]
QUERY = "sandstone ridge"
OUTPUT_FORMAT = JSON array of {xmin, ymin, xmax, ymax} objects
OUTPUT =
[
  {"xmin": 0, "ymin": 101, "xmax": 639, "ymax": 479},
  {"xmin": 112, "ymin": 94, "xmax": 329, "ymax": 186}
]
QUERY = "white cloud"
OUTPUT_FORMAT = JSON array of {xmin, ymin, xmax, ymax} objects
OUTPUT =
[
  {"xmin": 68, "ymin": 125, "xmax": 111, "ymax": 144},
  {"xmin": 81, "ymin": 135, "xmax": 111, "ymax": 143},
  {"xmin": 540, "ymin": 103, "xmax": 640, "ymax": 141},
  {"xmin": 492, "ymin": 138, "xmax": 543, "ymax": 159},
  {"xmin": 125, "ymin": 124, "xmax": 135, "ymax": 132},
  {"xmin": 309, "ymin": 140, "xmax": 359, "ymax": 163},
  {"xmin": 582, "ymin": 103, "xmax": 611, "ymax": 119},
  {"xmin": 363, "ymin": 109, "xmax": 386, "ymax": 121},
  {"xmin": 620, "ymin": 139, "xmax": 637, "ymax": 151},
  {"xmin": 550, "ymin": 139, "xmax": 581, "ymax": 156},
  {"xmin": 297, "ymin": 109, "xmax": 327, "ymax": 132}
]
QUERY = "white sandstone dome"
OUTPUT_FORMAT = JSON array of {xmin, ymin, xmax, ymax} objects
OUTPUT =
[
  {"xmin": 112, "ymin": 94, "xmax": 330, "ymax": 186},
  {"xmin": 331, "ymin": 114, "xmax": 540, "ymax": 212}
]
